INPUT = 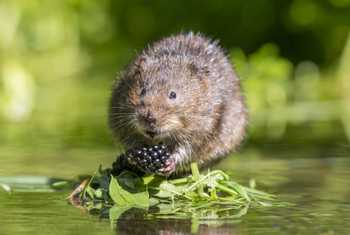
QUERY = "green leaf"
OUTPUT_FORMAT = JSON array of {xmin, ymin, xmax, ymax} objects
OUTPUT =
[
  {"xmin": 109, "ymin": 174, "xmax": 149, "ymax": 208},
  {"xmin": 86, "ymin": 186, "xmax": 96, "ymax": 199},
  {"xmin": 94, "ymin": 188, "xmax": 103, "ymax": 198},
  {"xmin": 117, "ymin": 171, "xmax": 145, "ymax": 192},
  {"xmin": 142, "ymin": 174, "xmax": 156, "ymax": 185}
]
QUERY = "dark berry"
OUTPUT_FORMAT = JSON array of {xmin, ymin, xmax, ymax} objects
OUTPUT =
[{"xmin": 122, "ymin": 144, "xmax": 171, "ymax": 174}]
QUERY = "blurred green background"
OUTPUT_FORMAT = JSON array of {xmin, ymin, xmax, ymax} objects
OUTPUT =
[{"xmin": 0, "ymin": 0, "xmax": 349, "ymax": 154}]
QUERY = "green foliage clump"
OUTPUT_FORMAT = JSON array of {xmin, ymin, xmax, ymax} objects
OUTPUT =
[{"xmin": 77, "ymin": 163, "xmax": 281, "ymax": 221}]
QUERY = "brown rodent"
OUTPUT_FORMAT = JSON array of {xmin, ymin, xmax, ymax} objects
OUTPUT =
[{"xmin": 109, "ymin": 32, "xmax": 248, "ymax": 176}]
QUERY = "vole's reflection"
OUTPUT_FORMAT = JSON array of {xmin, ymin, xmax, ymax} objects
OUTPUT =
[{"xmin": 114, "ymin": 208, "xmax": 239, "ymax": 235}]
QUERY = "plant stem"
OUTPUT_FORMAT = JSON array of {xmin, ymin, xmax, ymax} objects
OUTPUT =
[
  {"xmin": 185, "ymin": 170, "xmax": 226, "ymax": 192},
  {"xmin": 215, "ymin": 183, "xmax": 239, "ymax": 196},
  {"xmin": 168, "ymin": 177, "xmax": 190, "ymax": 185},
  {"xmin": 190, "ymin": 163, "xmax": 206, "ymax": 197}
]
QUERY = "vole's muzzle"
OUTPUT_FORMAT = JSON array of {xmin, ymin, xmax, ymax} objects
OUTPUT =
[{"xmin": 137, "ymin": 109, "xmax": 159, "ymax": 138}]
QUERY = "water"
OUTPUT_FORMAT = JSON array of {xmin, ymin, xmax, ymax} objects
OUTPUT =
[{"xmin": 1, "ymin": 147, "xmax": 350, "ymax": 235}]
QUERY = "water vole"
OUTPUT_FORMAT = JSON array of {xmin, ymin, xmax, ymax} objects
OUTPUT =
[{"xmin": 109, "ymin": 32, "xmax": 248, "ymax": 176}]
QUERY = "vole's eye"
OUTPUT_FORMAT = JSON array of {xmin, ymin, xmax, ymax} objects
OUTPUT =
[
  {"xmin": 169, "ymin": 91, "xmax": 177, "ymax": 100},
  {"xmin": 140, "ymin": 88, "xmax": 146, "ymax": 96}
]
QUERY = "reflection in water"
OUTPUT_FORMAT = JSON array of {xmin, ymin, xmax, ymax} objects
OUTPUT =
[
  {"xmin": 115, "ymin": 208, "xmax": 238, "ymax": 235},
  {"xmin": 117, "ymin": 219, "xmax": 238, "ymax": 235}
]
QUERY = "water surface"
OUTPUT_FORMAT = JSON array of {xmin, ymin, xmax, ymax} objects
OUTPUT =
[{"xmin": 1, "ymin": 147, "xmax": 349, "ymax": 234}]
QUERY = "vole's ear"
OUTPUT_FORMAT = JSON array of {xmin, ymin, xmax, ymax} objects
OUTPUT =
[
  {"xmin": 187, "ymin": 62, "xmax": 210, "ymax": 80},
  {"xmin": 133, "ymin": 56, "xmax": 147, "ymax": 75}
]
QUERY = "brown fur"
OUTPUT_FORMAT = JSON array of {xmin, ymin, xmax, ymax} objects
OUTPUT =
[{"xmin": 109, "ymin": 32, "xmax": 248, "ymax": 175}]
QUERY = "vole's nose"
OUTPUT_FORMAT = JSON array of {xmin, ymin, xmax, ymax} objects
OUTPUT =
[
  {"xmin": 139, "ymin": 110, "xmax": 156, "ymax": 127},
  {"xmin": 145, "ymin": 110, "xmax": 156, "ymax": 124}
]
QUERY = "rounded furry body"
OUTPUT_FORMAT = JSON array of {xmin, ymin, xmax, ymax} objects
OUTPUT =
[{"xmin": 109, "ymin": 32, "xmax": 248, "ymax": 176}]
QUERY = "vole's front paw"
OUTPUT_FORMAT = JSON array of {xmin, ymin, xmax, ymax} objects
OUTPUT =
[
  {"xmin": 126, "ymin": 145, "xmax": 175, "ymax": 177},
  {"xmin": 157, "ymin": 158, "xmax": 176, "ymax": 176}
]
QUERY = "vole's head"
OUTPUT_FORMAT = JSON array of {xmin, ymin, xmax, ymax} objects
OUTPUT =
[{"xmin": 126, "ymin": 55, "xmax": 212, "ymax": 142}]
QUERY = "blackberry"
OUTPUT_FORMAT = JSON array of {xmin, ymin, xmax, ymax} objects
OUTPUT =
[
  {"xmin": 126, "ymin": 144, "xmax": 171, "ymax": 174},
  {"xmin": 111, "ymin": 144, "xmax": 172, "ymax": 176}
]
